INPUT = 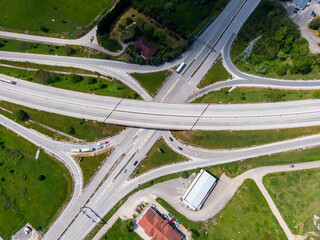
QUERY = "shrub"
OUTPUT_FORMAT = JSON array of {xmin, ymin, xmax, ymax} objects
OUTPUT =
[
  {"xmin": 38, "ymin": 175, "xmax": 46, "ymax": 181},
  {"xmin": 276, "ymin": 64, "xmax": 287, "ymax": 76},
  {"xmin": 64, "ymin": 46, "xmax": 76, "ymax": 56},
  {"xmin": 309, "ymin": 16, "xmax": 320, "ymax": 30},
  {"xmin": 179, "ymin": 171, "xmax": 189, "ymax": 179},
  {"xmin": 36, "ymin": 70, "xmax": 60, "ymax": 84},
  {"xmin": 12, "ymin": 109, "xmax": 29, "ymax": 121},
  {"xmin": 0, "ymin": 42, "xmax": 4, "ymax": 48},
  {"xmin": 313, "ymin": 91, "xmax": 320, "ymax": 99},
  {"xmin": 70, "ymin": 74, "xmax": 83, "ymax": 83},
  {"xmin": 65, "ymin": 125, "xmax": 75, "ymax": 134},
  {"xmin": 86, "ymin": 78, "xmax": 97, "ymax": 85},
  {"xmin": 121, "ymin": 219, "xmax": 133, "ymax": 232},
  {"xmin": 129, "ymin": 92, "xmax": 139, "ymax": 99},
  {"xmin": 40, "ymin": 26, "xmax": 49, "ymax": 33}
]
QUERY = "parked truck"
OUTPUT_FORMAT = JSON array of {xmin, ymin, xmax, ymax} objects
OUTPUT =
[{"xmin": 80, "ymin": 148, "xmax": 95, "ymax": 152}]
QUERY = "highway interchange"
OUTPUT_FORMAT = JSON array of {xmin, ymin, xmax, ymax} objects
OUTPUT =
[{"xmin": 1, "ymin": 0, "xmax": 320, "ymax": 239}]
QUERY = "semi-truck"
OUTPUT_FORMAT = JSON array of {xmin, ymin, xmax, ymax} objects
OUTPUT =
[
  {"xmin": 80, "ymin": 148, "xmax": 95, "ymax": 152},
  {"xmin": 176, "ymin": 62, "xmax": 186, "ymax": 73},
  {"xmin": 0, "ymin": 77, "xmax": 16, "ymax": 84}
]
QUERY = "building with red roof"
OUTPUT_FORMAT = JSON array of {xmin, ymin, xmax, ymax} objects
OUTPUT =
[
  {"xmin": 138, "ymin": 207, "xmax": 182, "ymax": 240},
  {"xmin": 137, "ymin": 38, "xmax": 158, "ymax": 59}
]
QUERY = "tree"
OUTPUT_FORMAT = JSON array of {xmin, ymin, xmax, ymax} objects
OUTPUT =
[
  {"xmin": 38, "ymin": 175, "xmax": 46, "ymax": 181},
  {"xmin": 125, "ymin": 17, "xmax": 133, "ymax": 25},
  {"xmin": 276, "ymin": 64, "xmax": 287, "ymax": 76},
  {"xmin": 86, "ymin": 78, "xmax": 97, "ymax": 85},
  {"xmin": 179, "ymin": 171, "xmax": 189, "ymax": 179},
  {"xmin": 40, "ymin": 26, "xmax": 49, "ymax": 32},
  {"xmin": 70, "ymin": 74, "xmax": 83, "ymax": 83},
  {"xmin": 13, "ymin": 109, "xmax": 29, "ymax": 121},
  {"xmin": 121, "ymin": 219, "xmax": 133, "ymax": 233},
  {"xmin": 36, "ymin": 70, "xmax": 60, "ymax": 85},
  {"xmin": 309, "ymin": 16, "xmax": 320, "ymax": 30},
  {"xmin": 143, "ymin": 24, "xmax": 154, "ymax": 40},
  {"xmin": 164, "ymin": 2, "xmax": 175, "ymax": 12},
  {"xmin": 64, "ymin": 46, "xmax": 76, "ymax": 56},
  {"xmin": 152, "ymin": 29, "xmax": 164, "ymax": 42},
  {"xmin": 129, "ymin": 92, "xmax": 139, "ymax": 99},
  {"xmin": 65, "ymin": 125, "xmax": 75, "ymax": 134}
]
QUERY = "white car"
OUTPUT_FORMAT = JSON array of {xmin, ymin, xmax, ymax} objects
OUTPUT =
[
  {"xmin": 123, "ymin": 169, "xmax": 127, "ymax": 173},
  {"xmin": 97, "ymin": 142, "xmax": 103, "ymax": 146},
  {"xmin": 309, "ymin": 19, "xmax": 312, "ymax": 24},
  {"xmin": 195, "ymin": 153, "xmax": 200, "ymax": 157}
]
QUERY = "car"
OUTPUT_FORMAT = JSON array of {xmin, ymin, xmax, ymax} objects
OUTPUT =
[
  {"xmin": 172, "ymin": 217, "xmax": 176, "ymax": 221},
  {"xmin": 309, "ymin": 19, "xmax": 313, "ymax": 23},
  {"xmin": 104, "ymin": 141, "xmax": 109, "ymax": 144},
  {"xmin": 169, "ymin": 137, "xmax": 173, "ymax": 141},
  {"xmin": 24, "ymin": 226, "xmax": 32, "ymax": 234},
  {"xmin": 178, "ymin": 147, "xmax": 183, "ymax": 151},
  {"xmin": 312, "ymin": 11, "xmax": 314, "ymax": 15},
  {"xmin": 152, "ymin": 204, "xmax": 156, "ymax": 208},
  {"xmin": 81, "ymin": 209, "xmax": 86, "ymax": 215},
  {"xmin": 131, "ymin": 14, "xmax": 135, "ymax": 17},
  {"xmin": 140, "ymin": 203, "xmax": 145, "ymax": 208},
  {"xmin": 134, "ymin": 161, "xmax": 138, "ymax": 166},
  {"xmin": 97, "ymin": 142, "xmax": 103, "ymax": 146},
  {"xmin": 294, "ymin": 10, "xmax": 298, "ymax": 13},
  {"xmin": 289, "ymin": 165, "xmax": 295, "ymax": 168},
  {"xmin": 181, "ymin": 225, "xmax": 186, "ymax": 229},
  {"xmin": 123, "ymin": 169, "xmax": 127, "ymax": 173},
  {"xmin": 164, "ymin": 215, "xmax": 169, "ymax": 220},
  {"xmin": 135, "ymin": 209, "xmax": 141, "ymax": 214},
  {"xmin": 104, "ymin": 144, "xmax": 109, "ymax": 148},
  {"xmin": 168, "ymin": 213, "xmax": 173, "ymax": 218},
  {"xmin": 314, "ymin": 13, "xmax": 317, "ymax": 17},
  {"xmin": 295, "ymin": 7, "xmax": 299, "ymax": 11},
  {"xmin": 96, "ymin": 146, "xmax": 102, "ymax": 150},
  {"xmin": 176, "ymin": 220, "xmax": 181, "ymax": 224},
  {"xmin": 137, "ymin": 206, "xmax": 143, "ymax": 211},
  {"xmin": 195, "ymin": 153, "xmax": 200, "ymax": 157}
]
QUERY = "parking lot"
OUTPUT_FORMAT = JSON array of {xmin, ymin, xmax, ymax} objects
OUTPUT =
[{"xmin": 283, "ymin": 0, "xmax": 320, "ymax": 52}]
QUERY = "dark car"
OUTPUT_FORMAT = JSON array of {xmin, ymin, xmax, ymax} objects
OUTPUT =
[
  {"xmin": 312, "ymin": 11, "xmax": 314, "ymax": 15},
  {"xmin": 169, "ymin": 137, "xmax": 173, "ymax": 141},
  {"xmin": 294, "ymin": 10, "xmax": 297, "ymax": 13},
  {"xmin": 134, "ymin": 161, "xmax": 138, "ymax": 166},
  {"xmin": 178, "ymin": 147, "xmax": 183, "ymax": 151}
]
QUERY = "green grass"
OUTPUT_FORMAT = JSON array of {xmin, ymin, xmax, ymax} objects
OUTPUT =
[
  {"xmin": 0, "ymin": 65, "xmax": 140, "ymax": 99},
  {"xmin": 0, "ymin": 60, "xmax": 96, "ymax": 75},
  {"xmin": 131, "ymin": 71, "xmax": 171, "ymax": 97},
  {"xmin": 101, "ymin": 218, "xmax": 141, "ymax": 240},
  {"xmin": 193, "ymin": 87, "xmax": 317, "ymax": 104},
  {"xmin": 0, "ymin": 0, "xmax": 113, "ymax": 37},
  {"xmin": 132, "ymin": 139, "xmax": 187, "ymax": 177},
  {"xmin": 0, "ymin": 101, "xmax": 125, "ymax": 142},
  {"xmin": 198, "ymin": 59, "xmax": 231, "ymax": 88},
  {"xmin": 0, "ymin": 39, "xmax": 109, "ymax": 58},
  {"xmin": 173, "ymin": 125, "xmax": 320, "ymax": 150},
  {"xmin": 0, "ymin": 125, "xmax": 72, "ymax": 240},
  {"xmin": 157, "ymin": 179, "xmax": 285, "ymax": 240},
  {"xmin": 77, "ymin": 150, "xmax": 112, "ymax": 187},
  {"xmin": 264, "ymin": 169, "xmax": 320, "ymax": 236}
]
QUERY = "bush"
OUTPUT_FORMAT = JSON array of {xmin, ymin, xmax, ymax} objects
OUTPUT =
[
  {"xmin": 65, "ymin": 125, "xmax": 75, "ymax": 135},
  {"xmin": 254, "ymin": 64, "xmax": 268, "ymax": 75},
  {"xmin": 276, "ymin": 64, "xmax": 287, "ymax": 76},
  {"xmin": 125, "ymin": 17, "xmax": 133, "ymax": 25},
  {"xmin": 313, "ymin": 91, "xmax": 320, "ymax": 98},
  {"xmin": 121, "ymin": 219, "xmax": 133, "ymax": 233},
  {"xmin": 86, "ymin": 78, "xmax": 97, "ymax": 85},
  {"xmin": 0, "ymin": 42, "xmax": 4, "ymax": 48},
  {"xmin": 38, "ymin": 175, "xmax": 46, "ymax": 181},
  {"xmin": 36, "ymin": 70, "xmax": 60, "ymax": 85},
  {"xmin": 64, "ymin": 46, "xmax": 76, "ymax": 56},
  {"xmin": 129, "ymin": 92, "xmax": 139, "ymax": 99},
  {"xmin": 179, "ymin": 171, "xmax": 189, "ymax": 179},
  {"xmin": 70, "ymin": 74, "xmax": 83, "ymax": 83},
  {"xmin": 40, "ymin": 26, "xmax": 49, "ymax": 33},
  {"xmin": 12, "ymin": 109, "xmax": 29, "ymax": 121}
]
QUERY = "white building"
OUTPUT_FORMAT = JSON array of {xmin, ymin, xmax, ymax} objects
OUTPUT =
[{"xmin": 181, "ymin": 169, "xmax": 218, "ymax": 211}]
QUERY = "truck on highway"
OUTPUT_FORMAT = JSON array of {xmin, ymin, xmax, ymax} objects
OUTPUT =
[
  {"xmin": 0, "ymin": 77, "xmax": 16, "ymax": 85},
  {"xmin": 80, "ymin": 148, "xmax": 95, "ymax": 152},
  {"xmin": 176, "ymin": 62, "xmax": 186, "ymax": 73},
  {"xmin": 71, "ymin": 149, "xmax": 81, "ymax": 153}
]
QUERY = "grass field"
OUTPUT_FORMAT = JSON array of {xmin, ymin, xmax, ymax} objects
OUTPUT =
[
  {"xmin": 0, "ymin": 125, "xmax": 72, "ymax": 240},
  {"xmin": 131, "ymin": 139, "xmax": 187, "ymax": 177},
  {"xmin": 193, "ymin": 87, "xmax": 317, "ymax": 104},
  {"xmin": 0, "ymin": 39, "xmax": 108, "ymax": 58},
  {"xmin": 157, "ymin": 179, "xmax": 285, "ymax": 240},
  {"xmin": 77, "ymin": 150, "xmax": 112, "ymax": 187},
  {"xmin": 102, "ymin": 218, "xmax": 141, "ymax": 240},
  {"xmin": 0, "ymin": 0, "xmax": 113, "ymax": 37},
  {"xmin": 172, "ymin": 125, "xmax": 320, "ymax": 150},
  {"xmin": 264, "ymin": 169, "xmax": 320, "ymax": 236},
  {"xmin": 198, "ymin": 59, "xmax": 231, "ymax": 89},
  {"xmin": 0, "ymin": 101, "xmax": 125, "ymax": 142},
  {"xmin": 0, "ymin": 65, "xmax": 139, "ymax": 99},
  {"xmin": 130, "ymin": 71, "xmax": 171, "ymax": 97}
]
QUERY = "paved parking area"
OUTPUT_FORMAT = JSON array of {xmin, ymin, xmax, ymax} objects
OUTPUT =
[{"xmin": 283, "ymin": 0, "xmax": 320, "ymax": 52}]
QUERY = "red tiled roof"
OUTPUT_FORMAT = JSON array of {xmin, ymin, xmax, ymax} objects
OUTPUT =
[
  {"xmin": 138, "ymin": 208, "xmax": 181, "ymax": 240},
  {"xmin": 137, "ymin": 38, "xmax": 158, "ymax": 58}
]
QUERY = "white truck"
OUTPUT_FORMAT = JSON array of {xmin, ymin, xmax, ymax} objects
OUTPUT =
[{"xmin": 176, "ymin": 62, "xmax": 186, "ymax": 73}]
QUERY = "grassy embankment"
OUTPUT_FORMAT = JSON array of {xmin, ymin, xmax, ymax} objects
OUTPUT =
[
  {"xmin": 131, "ymin": 71, "xmax": 172, "ymax": 97},
  {"xmin": 131, "ymin": 139, "xmax": 187, "ymax": 177},
  {"xmin": 0, "ymin": 0, "xmax": 113, "ymax": 38},
  {"xmin": 0, "ymin": 101, "xmax": 124, "ymax": 142},
  {"xmin": 172, "ymin": 125, "xmax": 320, "ymax": 150},
  {"xmin": 198, "ymin": 59, "xmax": 231, "ymax": 88},
  {"xmin": 0, "ymin": 65, "xmax": 140, "ymax": 99},
  {"xmin": 231, "ymin": 0, "xmax": 320, "ymax": 80},
  {"xmin": 264, "ymin": 169, "xmax": 320, "ymax": 236},
  {"xmin": 101, "ymin": 218, "xmax": 141, "ymax": 240},
  {"xmin": 156, "ymin": 179, "xmax": 285, "ymax": 239},
  {"xmin": 0, "ymin": 125, "xmax": 72, "ymax": 239},
  {"xmin": 193, "ymin": 87, "xmax": 319, "ymax": 104}
]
